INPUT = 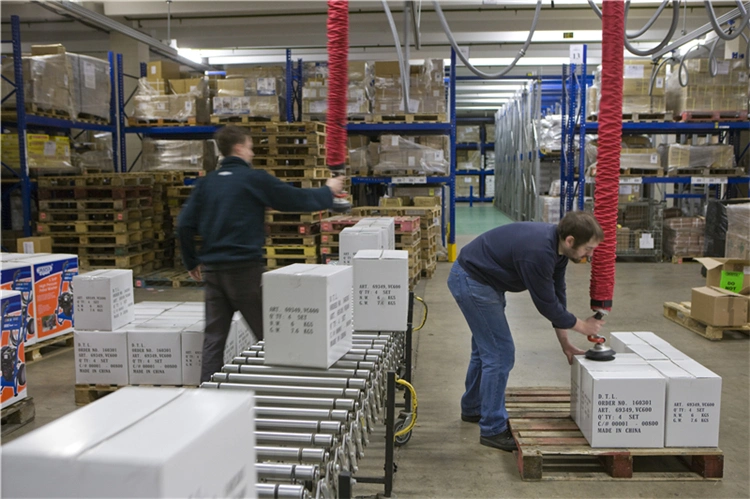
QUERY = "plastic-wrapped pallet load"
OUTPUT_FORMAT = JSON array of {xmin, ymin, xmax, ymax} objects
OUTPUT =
[
  {"xmin": 302, "ymin": 61, "xmax": 373, "ymax": 118},
  {"xmin": 134, "ymin": 78, "xmax": 211, "ymax": 123},
  {"xmin": 0, "ymin": 387, "xmax": 258, "ymax": 498},
  {"xmin": 1, "ymin": 53, "xmax": 76, "ymax": 118},
  {"xmin": 373, "ymin": 135, "xmax": 448, "ymax": 176},
  {"xmin": 373, "ymin": 59, "xmax": 445, "ymax": 115},
  {"xmin": 142, "ymin": 138, "xmax": 218, "ymax": 171},
  {"xmin": 1, "ymin": 133, "xmax": 73, "ymax": 171},
  {"xmin": 664, "ymin": 144, "xmax": 736, "ymax": 173},
  {"xmin": 457, "ymin": 149, "xmax": 481, "ymax": 171},
  {"xmin": 536, "ymin": 115, "xmax": 562, "ymax": 152},
  {"xmin": 593, "ymin": 59, "xmax": 667, "ymax": 115},
  {"xmin": 457, "ymin": 125, "xmax": 480, "ymax": 143},
  {"xmin": 539, "ymin": 196, "xmax": 561, "ymax": 223},
  {"xmin": 456, "ymin": 175, "xmax": 480, "ymax": 198},
  {"xmin": 725, "ymin": 203, "xmax": 750, "ymax": 260},
  {"xmin": 666, "ymin": 59, "xmax": 749, "ymax": 119},
  {"xmin": 663, "ymin": 217, "xmax": 705, "ymax": 258},
  {"xmin": 213, "ymin": 65, "xmax": 286, "ymax": 118},
  {"xmin": 68, "ymin": 54, "xmax": 111, "ymax": 121}
]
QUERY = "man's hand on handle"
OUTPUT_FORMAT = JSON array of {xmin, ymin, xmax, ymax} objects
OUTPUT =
[
  {"xmin": 571, "ymin": 316, "xmax": 605, "ymax": 337},
  {"xmin": 326, "ymin": 176, "xmax": 344, "ymax": 195},
  {"xmin": 188, "ymin": 265, "xmax": 203, "ymax": 282}
]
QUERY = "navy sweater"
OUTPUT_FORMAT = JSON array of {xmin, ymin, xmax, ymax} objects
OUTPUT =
[
  {"xmin": 457, "ymin": 222, "xmax": 577, "ymax": 329},
  {"xmin": 177, "ymin": 157, "xmax": 333, "ymax": 270}
]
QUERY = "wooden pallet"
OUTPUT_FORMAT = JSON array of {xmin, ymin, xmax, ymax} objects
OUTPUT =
[
  {"xmin": 74, "ymin": 384, "xmax": 198, "ymax": 406},
  {"xmin": 79, "ymin": 251, "xmax": 155, "ymax": 270},
  {"xmin": 395, "ymin": 232, "xmax": 421, "ymax": 246},
  {"xmin": 669, "ymin": 255, "xmax": 702, "ymax": 264},
  {"xmin": 678, "ymin": 110, "xmax": 748, "ymax": 122},
  {"xmin": 373, "ymin": 113, "xmax": 447, "ymax": 123},
  {"xmin": 663, "ymin": 302, "xmax": 750, "ymax": 341},
  {"xmin": 1, "ymin": 397, "xmax": 35, "ymax": 436},
  {"xmin": 263, "ymin": 167, "xmax": 330, "ymax": 179},
  {"xmin": 128, "ymin": 117, "xmax": 202, "ymax": 127},
  {"xmin": 267, "ymin": 132, "xmax": 325, "ymax": 146},
  {"xmin": 506, "ymin": 388, "xmax": 724, "ymax": 481},
  {"xmin": 166, "ymin": 186, "xmax": 195, "ymax": 198},
  {"xmin": 264, "ymin": 234, "xmax": 320, "ymax": 247},
  {"xmin": 266, "ymin": 222, "xmax": 321, "ymax": 236},
  {"xmin": 133, "ymin": 268, "xmax": 203, "ymax": 288},
  {"xmin": 264, "ymin": 211, "xmax": 326, "ymax": 224},
  {"xmin": 621, "ymin": 168, "xmax": 664, "ymax": 177},
  {"xmin": 49, "ymin": 230, "xmax": 152, "ymax": 246},
  {"xmin": 301, "ymin": 113, "xmax": 372, "ymax": 123},
  {"xmin": 39, "ymin": 208, "xmax": 153, "ymax": 223},
  {"xmin": 39, "ymin": 198, "xmax": 152, "ymax": 211},
  {"xmin": 26, "ymin": 332, "xmax": 74, "ymax": 364},
  {"xmin": 38, "ymin": 174, "xmax": 154, "ymax": 188},
  {"xmin": 38, "ymin": 186, "xmax": 152, "ymax": 201},
  {"xmin": 52, "ymin": 241, "xmax": 156, "ymax": 257},
  {"xmin": 210, "ymin": 114, "xmax": 280, "ymax": 124},
  {"xmin": 264, "ymin": 245, "xmax": 319, "ymax": 258},
  {"xmin": 589, "ymin": 112, "xmax": 673, "ymax": 123},
  {"xmin": 254, "ymin": 156, "xmax": 327, "ymax": 168},
  {"xmin": 265, "ymin": 257, "xmax": 319, "ymax": 268},
  {"xmin": 38, "ymin": 220, "xmax": 149, "ymax": 235}
]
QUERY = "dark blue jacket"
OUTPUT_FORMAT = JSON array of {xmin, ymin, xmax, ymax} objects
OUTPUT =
[
  {"xmin": 177, "ymin": 157, "xmax": 333, "ymax": 270},
  {"xmin": 457, "ymin": 222, "xmax": 577, "ymax": 329}
]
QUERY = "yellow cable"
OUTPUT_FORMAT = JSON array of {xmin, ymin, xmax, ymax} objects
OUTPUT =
[
  {"xmin": 394, "ymin": 378, "xmax": 418, "ymax": 439},
  {"xmin": 413, "ymin": 296, "xmax": 428, "ymax": 332}
]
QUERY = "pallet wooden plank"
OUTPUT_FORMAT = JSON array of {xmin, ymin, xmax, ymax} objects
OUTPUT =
[
  {"xmin": 25, "ymin": 333, "xmax": 74, "ymax": 364},
  {"xmin": 662, "ymin": 302, "xmax": 749, "ymax": 341},
  {"xmin": 1, "ymin": 397, "xmax": 35, "ymax": 436}
]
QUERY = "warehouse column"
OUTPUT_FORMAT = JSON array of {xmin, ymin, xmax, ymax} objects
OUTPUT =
[{"xmin": 109, "ymin": 33, "xmax": 149, "ymax": 172}]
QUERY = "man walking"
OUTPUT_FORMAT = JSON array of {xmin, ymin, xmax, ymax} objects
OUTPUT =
[
  {"xmin": 178, "ymin": 125, "xmax": 343, "ymax": 382},
  {"xmin": 448, "ymin": 211, "xmax": 605, "ymax": 451}
]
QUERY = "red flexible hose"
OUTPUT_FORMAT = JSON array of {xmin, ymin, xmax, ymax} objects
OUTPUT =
[
  {"xmin": 590, "ymin": 0, "xmax": 624, "ymax": 313},
  {"xmin": 326, "ymin": 0, "xmax": 349, "ymax": 168}
]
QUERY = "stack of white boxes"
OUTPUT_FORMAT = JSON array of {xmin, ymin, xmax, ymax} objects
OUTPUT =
[
  {"xmin": 73, "ymin": 271, "xmax": 256, "ymax": 386},
  {"xmin": 0, "ymin": 251, "xmax": 79, "ymax": 346},
  {"xmin": 1, "ymin": 386, "xmax": 257, "ymax": 498},
  {"xmin": 263, "ymin": 264, "xmax": 353, "ymax": 368},
  {"xmin": 339, "ymin": 217, "xmax": 396, "ymax": 265},
  {"xmin": 572, "ymin": 331, "xmax": 721, "ymax": 448}
]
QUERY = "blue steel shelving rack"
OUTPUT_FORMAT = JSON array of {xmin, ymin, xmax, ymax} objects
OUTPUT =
[
  {"xmin": 1, "ymin": 15, "xmax": 119, "ymax": 237},
  {"xmin": 349, "ymin": 48, "xmax": 458, "ymax": 261},
  {"xmin": 559, "ymin": 47, "xmax": 750, "ymax": 214},
  {"xmin": 456, "ymin": 119, "xmax": 494, "ymax": 204}
]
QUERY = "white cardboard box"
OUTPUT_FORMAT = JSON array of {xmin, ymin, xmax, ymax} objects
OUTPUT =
[
  {"xmin": 74, "ymin": 329, "xmax": 130, "ymax": 385},
  {"xmin": 0, "ymin": 260, "xmax": 37, "ymax": 346},
  {"xmin": 609, "ymin": 332, "xmax": 647, "ymax": 353},
  {"xmin": 570, "ymin": 354, "xmax": 647, "ymax": 426},
  {"xmin": 1, "ymin": 387, "xmax": 257, "ymax": 498},
  {"xmin": 339, "ymin": 227, "xmax": 385, "ymax": 265},
  {"xmin": 127, "ymin": 329, "xmax": 183, "ymax": 385},
  {"xmin": 234, "ymin": 313, "xmax": 257, "ymax": 352},
  {"xmin": 356, "ymin": 218, "xmax": 396, "ymax": 249},
  {"xmin": 353, "ymin": 250, "xmax": 409, "ymax": 332},
  {"xmin": 648, "ymin": 360, "xmax": 721, "ymax": 447},
  {"xmin": 73, "ymin": 270, "xmax": 135, "ymax": 332},
  {"xmin": 579, "ymin": 365, "xmax": 666, "ymax": 448},
  {"xmin": 1, "ymin": 290, "xmax": 27, "ymax": 409},
  {"xmin": 263, "ymin": 264, "xmax": 353, "ymax": 368},
  {"xmin": 632, "ymin": 332, "xmax": 670, "ymax": 346},
  {"xmin": 180, "ymin": 320, "xmax": 238, "ymax": 385},
  {"xmin": 627, "ymin": 343, "xmax": 669, "ymax": 361}
]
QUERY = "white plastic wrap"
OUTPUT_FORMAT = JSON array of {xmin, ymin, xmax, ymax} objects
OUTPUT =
[
  {"xmin": 457, "ymin": 150, "xmax": 481, "ymax": 171},
  {"xmin": 666, "ymin": 58, "xmax": 749, "ymax": 115},
  {"xmin": 457, "ymin": 126, "xmax": 481, "ymax": 143},
  {"xmin": 142, "ymin": 139, "xmax": 218, "ymax": 171},
  {"xmin": 725, "ymin": 203, "xmax": 750, "ymax": 260},
  {"xmin": 537, "ymin": 115, "xmax": 562, "ymax": 152},
  {"xmin": 540, "ymin": 195, "xmax": 561, "ymax": 223},
  {"xmin": 134, "ymin": 78, "xmax": 210, "ymax": 122},
  {"xmin": 372, "ymin": 135, "xmax": 449, "ymax": 175},
  {"xmin": 665, "ymin": 144, "xmax": 736, "ymax": 171}
]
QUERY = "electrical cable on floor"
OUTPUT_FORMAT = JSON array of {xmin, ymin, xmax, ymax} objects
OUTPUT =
[
  {"xmin": 413, "ymin": 296, "xmax": 428, "ymax": 332},
  {"xmin": 394, "ymin": 378, "xmax": 418, "ymax": 438}
]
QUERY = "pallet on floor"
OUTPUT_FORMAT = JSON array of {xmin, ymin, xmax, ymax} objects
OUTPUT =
[
  {"xmin": 49, "ymin": 229, "xmax": 152, "ymax": 247},
  {"xmin": 79, "ymin": 250, "xmax": 155, "ymax": 270},
  {"xmin": 663, "ymin": 301, "xmax": 750, "ymax": 341},
  {"xmin": 39, "ymin": 197, "xmax": 152, "ymax": 211},
  {"xmin": 26, "ymin": 332, "xmax": 74, "ymax": 364},
  {"xmin": 265, "ymin": 211, "xmax": 327, "ymax": 224},
  {"xmin": 678, "ymin": 110, "xmax": 748, "ymax": 122},
  {"xmin": 506, "ymin": 387, "xmax": 723, "ymax": 481},
  {"xmin": 669, "ymin": 255, "xmax": 702, "ymax": 264},
  {"xmin": 74, "ymin": 384, "xmax": 198, "ymax": 406},
  {"xmin": 1, "ymin": 397, "xmax": 35, "ymax": 436},
  {"xmin": 37, "ymin": 173, "xmax": 154, "ymax": 188}
]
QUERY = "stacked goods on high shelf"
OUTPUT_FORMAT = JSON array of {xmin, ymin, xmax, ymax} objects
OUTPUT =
[
  {"xmin": 456, "ymin": 174, "xmax": 480, "ymax": 198},
  {"xmin": 301, "ymin": 61, "xmax": 374, "ymax": 121},
  {"xmin": 662, "ymin": 216, "xmax": 705, "ymax": 259},
  {"xmin": 485, "ymin": 123, "xmax": 496, "ymax": 142},
  {"xmin": 372, "ymin": 134, "xmax": 449, "ymax": 176},
  {"xmin": 616, "ymin": 201, "xmax": 664, "ymax": 258},
  {"xmin": 73, "ymin": 132, "xmax": 114, "ymax": 174},
  {"xmin": 588, "ymin": 135, "xmax": 662, "ymax": 177},
  {"xmin": 211, "ymin": 65, "xmax": 286, "ymax": 122},
  {"xmin": 36, "ymin": 174, "xmax": 154, "ymax": 273},
  {"xmin": 667, "ymin": 58, "xmax": 749, "ymax": 121},
  {"xmin": 456, "ymin": 125, "xmax": 480, "ymax": 143},
  {"xmin": 373, "ymin": 59, "xmax": 446, "ymax": 121},
  {"xmin": 589, "ymin": 59, "xmax": 668, "ymax": 118},
  {"xmin": 132, "ymin": 73, "xmax": 211, "ymax": 125},
  {"xmin": 457, "ymin": 149, "xmax": 481, "ymax": 171},
  {"xmin": 72, "ymin": 289, "xmax": 255, "ymax": 388},
  {"xmin": 141, "ymin": 138, "xmax": 218, "ymax": 172},
  {"xmin": 348, "ymin": 135, "xmax": 375, "ymax": 176},
  {"xmin": 264, "ymin": 210, "xmax": 325, "ymax": 270},
  {"xmin": 0, "ymin": 251, "xmax": 78, "ymax": 346},
  {"xmin": 1, "ymin": 132, "xmax": 72, "ymax": 174},
  {"xmin": 1, "ymin": 44, "xmax": 111, "ymax": 122},
  {"xmin": 662, "ymin": 143, "xmax": 739, "ymax": 176},
  {"xmin": 725, "ymin": 203, "xmax": 750, "ymax": 260},
  {"xmin": 536, "ymin": 114, "xmax": 562, "ymax": 154}
]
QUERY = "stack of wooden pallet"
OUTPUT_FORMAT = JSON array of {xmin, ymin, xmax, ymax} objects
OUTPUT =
[
  {"xmin": 319, "ymin": 215, "xmax": 361, "ymax": 263},
  {"xmin": 166, "ymin": 183, "xmax": 195, "ymax": 269},
  {"xmin": 264, "ymin": 211, "xmax": 325, "ymax": 269},
  {"xmin": 37, "ymin": 174, "xmax": 155, "ymax": 273},
  {"xmin": 150, "ymin": 171, "xmax": 184, "ymax": 270}
]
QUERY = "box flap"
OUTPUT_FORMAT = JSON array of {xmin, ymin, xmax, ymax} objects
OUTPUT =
[
  {"xmin": 708, "ymin": 286, "xmax": 744, "ymax": 298},
  {"xmin": 695, "ymin": 257, "xmax": 725, "ymax": 271}
]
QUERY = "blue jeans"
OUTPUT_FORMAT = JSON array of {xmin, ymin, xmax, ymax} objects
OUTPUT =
[{"xmin": 448, "ymin": 261, "xmax": 515, "ymax": 437}]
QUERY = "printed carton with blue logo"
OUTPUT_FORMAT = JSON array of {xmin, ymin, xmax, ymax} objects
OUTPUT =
[
  {"xmin": 23, "ymin": 254, "xmax": 78, "ymax": 342},
  {"xmin": 1, "ymin": 290, "xmax": 27, "ymax": 409},
  {"xmin": 0, "ymin": 260, "xmax": 37, "ymax": 346}
]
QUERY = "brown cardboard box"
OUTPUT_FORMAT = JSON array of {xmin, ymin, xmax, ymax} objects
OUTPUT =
[
  {"xmin": 31, "ymin": 44, "xmax": 66, "ymax": 55},
  {"xmin": 375, "ymin": 61, "xmax": 402, "ymax": 76},
  {"xmin": 169, "ymin": 78, "xmax": 205, "ymax": 95},
  {"xmin": 691, "ymin": 286, "xmax": 749, "ymax": 326},
  {"xmin": 696, "ymin": 258, "xmax": 750, "ymax": 291},
  {"xmin": 414, "ymin": 196, "xmax": 441, "ymax": 207},
  {"xmin": 147, "ymin": 60, "xmax": 180, "ymax": 82},
  {"xmin": 216, "ymin": 79, "xmax": 246, "ymax": 97},
  {"xmin": 16, "ymin": 236, "xmax": 52, "ymax": 254}
]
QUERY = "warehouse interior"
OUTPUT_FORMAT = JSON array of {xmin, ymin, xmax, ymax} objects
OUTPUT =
[{"xmin": 1, "ymin": 1, "xmax": 749, "ymax": 498}]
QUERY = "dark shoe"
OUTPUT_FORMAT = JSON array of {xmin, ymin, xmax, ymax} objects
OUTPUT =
[
  {"xmin": 480, "ymin": 429, "xmax": 517, "ymax": 452},
  {"xmin": 461, "ymin": 413, "xmax": 481, "ymax": 423}
]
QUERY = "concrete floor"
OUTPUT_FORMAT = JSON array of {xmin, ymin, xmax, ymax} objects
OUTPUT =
[{"xmin": 4, "ymin": 206, "xmax": 749, "ymax": 498}]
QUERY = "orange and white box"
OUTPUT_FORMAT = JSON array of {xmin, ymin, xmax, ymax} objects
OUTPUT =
[
  {"xmin": 1, "ymin": 290, "xmax": 27, "ymax": 409},
  {"xmin": 24, "ymin": 254, "xmax": 78, "ymax": 342},
  {"xmin": 1, "ymin": 260, "xmax": 37, "ymax": 346}
]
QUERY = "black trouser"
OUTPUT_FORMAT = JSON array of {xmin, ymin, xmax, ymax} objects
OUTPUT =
[{"xmin": 201, "ymin": 264, "xmax": 264, "ymax": 383}]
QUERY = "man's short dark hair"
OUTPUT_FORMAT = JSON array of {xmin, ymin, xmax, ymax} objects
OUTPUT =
[
  {"xmin": 558, "ymin": 211, "xmax": 604, "ymax": 248},
  {"xmin": 215, "ymin": 125, "xmax": 251, "ymax": 157}
]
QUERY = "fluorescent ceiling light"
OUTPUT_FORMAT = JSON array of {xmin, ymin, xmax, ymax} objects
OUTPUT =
[{"xmin": 177, "ymin": 47, "xmax": 205, "ymax": 65}]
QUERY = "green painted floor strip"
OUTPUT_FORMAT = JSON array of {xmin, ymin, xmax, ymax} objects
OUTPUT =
[{"xmin": 456, "ymin": 204, "xmax": 513, "ymax": 236}]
